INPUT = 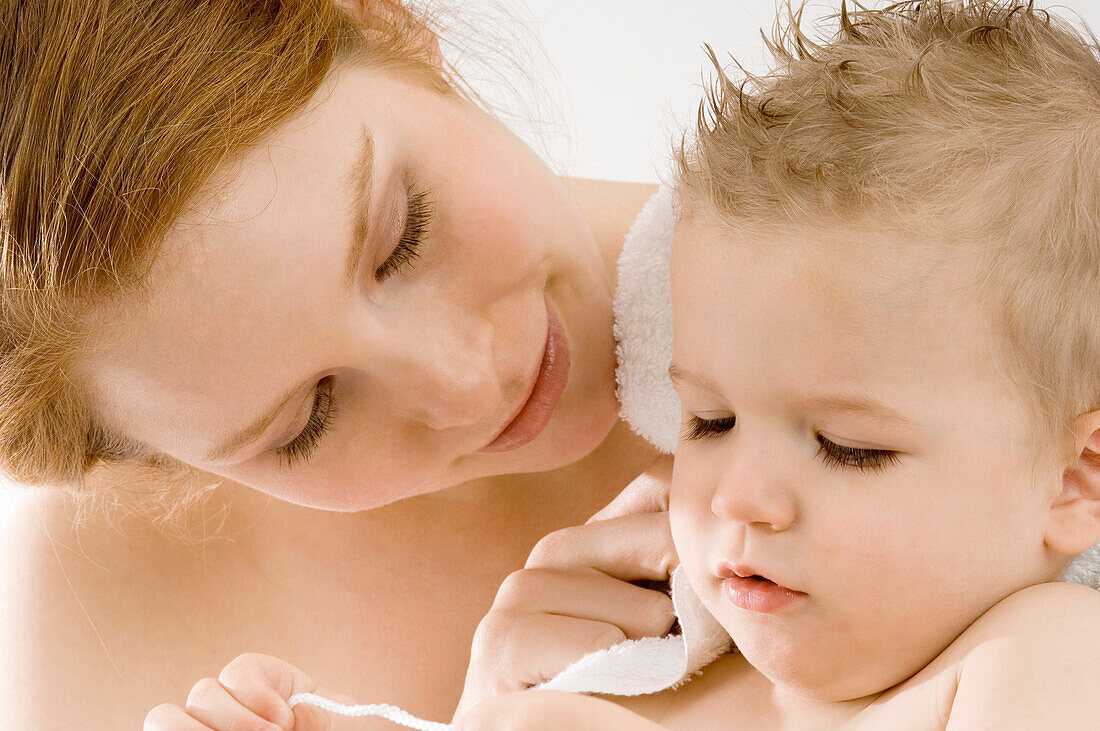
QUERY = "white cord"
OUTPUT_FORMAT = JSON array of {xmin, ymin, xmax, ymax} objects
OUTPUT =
[{"xmin": 287, "ymin": 692, "xmax": 452, "ymax": 730}]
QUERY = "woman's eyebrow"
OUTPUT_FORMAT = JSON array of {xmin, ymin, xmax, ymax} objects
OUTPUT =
[
  {"xmin": 343, "ymin": 128, "xmax": 376, "ymax": 286},
  {"xmin": 205, "ymin": 379, "xmax": 310, "ymax": 462}
]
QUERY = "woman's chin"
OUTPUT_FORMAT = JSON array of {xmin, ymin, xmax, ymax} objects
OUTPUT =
[{"xmin": 492, "ymin": 389, "xmax": 621, "ymax": 474}]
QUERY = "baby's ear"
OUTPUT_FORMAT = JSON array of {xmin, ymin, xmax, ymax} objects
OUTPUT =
[{"xmin": 1045, "ymin": 410, "xmax": 1100, "ymax": 556}]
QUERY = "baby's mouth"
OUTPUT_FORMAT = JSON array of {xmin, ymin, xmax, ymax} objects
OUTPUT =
[{"xmin": 716, "ymin": 562, "xmax": 807, "ymax": 613}]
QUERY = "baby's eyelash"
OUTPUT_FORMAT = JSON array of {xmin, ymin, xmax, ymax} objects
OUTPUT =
[
  {"xmin": 276, "ymin": 376, "xmax": 337, "ymax": 468},
  {"xmin": 682, "ymin": 415, "xmax": 736, "ymax": 440},
  {"xmin": 816, "ymin": 435, "xmax": 899, "ymax": 474},
  {"xmin": 375, "ymin": 186, "xmax": 433, "ymax": 281}
]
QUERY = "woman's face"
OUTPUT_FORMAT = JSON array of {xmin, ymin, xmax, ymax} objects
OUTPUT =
[{"xmin": 78, "ymin": 64, "xmax": 620, "ymax": 510}]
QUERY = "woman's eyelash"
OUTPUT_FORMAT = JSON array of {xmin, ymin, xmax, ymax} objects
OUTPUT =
[
  {"xmin": 275, "ymin": 376, "xmax": 337, "ymax": 468},
  {"xmin": 682, "ymin": 415, "xmax": 736, "ymax": 440},
  {"xmin": 375, "ymin": 186, "xmax": 433, "ymax": 281},
  {"xmin": 816, "ymin": 435, "xmax": 899, "ymax": 474}
]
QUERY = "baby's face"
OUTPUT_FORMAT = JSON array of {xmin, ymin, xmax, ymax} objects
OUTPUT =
[{"xmin": 668, "ymin": 213, "xmax": 1066, "ymax": 702}]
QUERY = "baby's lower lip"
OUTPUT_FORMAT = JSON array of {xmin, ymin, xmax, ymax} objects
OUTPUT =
[{"xmin": 722, "ymin": 575, "xmax": 807, "ymax": 614}]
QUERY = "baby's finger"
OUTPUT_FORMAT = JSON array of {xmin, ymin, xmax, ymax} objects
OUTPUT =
[
  {"xmin": 185, "ymin": 678, "xmax": 282, "ymax": 730},
  {"xmin": 143, "ymin": 703, "xmax": 215, "ymax": 731},
  {"xmin": 587, "ymin": 455, "xmax": 673, "ymax": 523},
  {"xmin": 217, "ymin": 652, "xmax": 317, "ymax": 727},
  {"xmin": 526, "ymin": 512, "xmax": 677, "ymax": 581},
  {"xmin": 491, "ymin": 568, "xmax": 674, "ymax": 640}
]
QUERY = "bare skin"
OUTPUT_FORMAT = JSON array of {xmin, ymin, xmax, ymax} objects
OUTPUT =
[
  {"xmin": 463, "ymin": 582, "xmax": 1100, "ymax": 729},
  {"xmin": 0, "ymin": 176, "xmax": 660, "ymax": 730}
]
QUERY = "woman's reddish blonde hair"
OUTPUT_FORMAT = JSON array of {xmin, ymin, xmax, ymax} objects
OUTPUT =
[{"xmin": 0, "ymin": 1, "xmax": 457, "ymax": 516}]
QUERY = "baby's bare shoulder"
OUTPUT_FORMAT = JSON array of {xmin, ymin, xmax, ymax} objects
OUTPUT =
[{"xmin": 945, "ymin": 582, "xmax": 1100, "ymax": 729}]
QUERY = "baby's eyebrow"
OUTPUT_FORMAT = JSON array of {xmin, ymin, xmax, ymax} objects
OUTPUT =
[
  {"xmin": 798, "ymin": 394, "xmax": 914, "ymax": 425},
  {"xmin": 668, "ymin": 363, "xmax": 722, "ymax": 394},
  {"xmin": 668, "ymin": 363, "xmax": 913, "ymax": 425}
]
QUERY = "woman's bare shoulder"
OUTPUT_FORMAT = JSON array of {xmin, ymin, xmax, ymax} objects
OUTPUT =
[{"xmin": 0, "ymin": 490, "xmax": 228, "ymax": 727}]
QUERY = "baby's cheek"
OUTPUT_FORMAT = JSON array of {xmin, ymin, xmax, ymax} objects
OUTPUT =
[
  {"xmin": 669, "ymin": 484, "xmax": 712, "ymax": 573},
  {"xmin": 808, "ymin": 511, "xmax": 919, "ymax": 595}
]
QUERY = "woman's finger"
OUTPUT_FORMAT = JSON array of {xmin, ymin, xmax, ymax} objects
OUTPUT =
[
  {"xmin": 457, "ymin": 611, "xmax": 654, "ymax": 718},
  {"xmin": 490, "ymin": 568, "xmax": 674, "ymax": 640},
  {"xmin": 475, "ymin": 611, "xmax": 632, "ymax": 688},
  {"xmin": 525, "ymin": 511, "xmax": 677, "ymax": 581},
  {"xmin": 587, "ymin": 454, "xmax": 674, "ymax": 523},
  {"xmin": 184, "ymin": 677, "xmax": 283, "ymax": 730},
  {"xmin": 143, "ymin": 703, "xmax": 215, "ymax": 731},
  {"xmin": 216, "ymin": 652, "xmax": 318, "ymax": 728}
]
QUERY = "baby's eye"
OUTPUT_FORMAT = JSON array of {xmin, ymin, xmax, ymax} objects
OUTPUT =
[
  {"xmin": 816, "ymin": 434, "xmax": 899, "ymax": 474},
  {"xmin": 682, "ymin": 415, "xmax": 736, "ymax": 441}
]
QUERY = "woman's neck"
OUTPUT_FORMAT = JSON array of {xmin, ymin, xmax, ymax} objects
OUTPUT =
[{"xmin": 562, "ymin": 177, "xmax": 659, "ymax": 295}]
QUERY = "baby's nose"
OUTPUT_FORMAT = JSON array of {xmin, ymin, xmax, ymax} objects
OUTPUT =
[{"xmin": 711, "ymin": 454, "xmax": 797, "ymax": 532}]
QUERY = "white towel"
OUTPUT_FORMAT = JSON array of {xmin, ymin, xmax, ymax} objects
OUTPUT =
[{"xmin": 613, "ymin": 185, "xmax": 681, "ymax": 454}]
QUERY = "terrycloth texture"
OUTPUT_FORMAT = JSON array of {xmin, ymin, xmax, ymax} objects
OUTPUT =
[
  {"xmin": 535, "ymin": 566, "xmax": 732, "ymax": 695},
  {"xmin": 613, "ymin": 185, "xmax": 680, "ymax": 454},
  {"xmin": 1061, "ymin": 541, "xmax": 1100, "ymax": 589}
]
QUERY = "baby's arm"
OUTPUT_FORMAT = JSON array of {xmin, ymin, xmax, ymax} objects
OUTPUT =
[{"xmin": 946, "ymin": 582, "xmax": 1100, "ymax": 729}]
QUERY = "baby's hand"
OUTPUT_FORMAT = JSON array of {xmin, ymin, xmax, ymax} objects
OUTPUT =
[
  {"xmin": 453, "ymin": 455, "xmax": 677, "ymax": 721},
  {"xmin": 143, "ymin": 652, "xmax": 337, "ymax": 730}
]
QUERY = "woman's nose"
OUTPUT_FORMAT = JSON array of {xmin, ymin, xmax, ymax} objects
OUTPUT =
[
  {"xmin": 400, "ymin": 317, "xmax": 502, "ymax": 431},
  {"xmin": 710, "ymin": 446, "xmax": 797, "ymax": 532}
]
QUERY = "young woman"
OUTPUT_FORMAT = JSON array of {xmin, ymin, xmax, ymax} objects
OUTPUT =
[{"xmin": 0, "ymin": 1, "xmax": 674, "ymax": 726}]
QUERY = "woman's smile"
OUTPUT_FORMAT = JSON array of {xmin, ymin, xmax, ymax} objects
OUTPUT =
[{"xmin": 480, "ymin": 298, "xmax": 571, "ymax": 453}]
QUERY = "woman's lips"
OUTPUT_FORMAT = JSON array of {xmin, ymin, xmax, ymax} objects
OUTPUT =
[
  {"xmin": 479, "ymin": 301, "xmax": 570, "ymax": 453},
  {"xmin": 718, "ymin": 563, "xmax": 807, "ymax": 614}
]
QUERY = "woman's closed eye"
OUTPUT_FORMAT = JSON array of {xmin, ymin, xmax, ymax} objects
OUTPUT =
[
  {"xmin": 375, "ymin": 185, "xmax": 433, "ymax": 281},
  {"xmin": 816, "ymin": 434, "xmax": 899, "ymax": 474},
  {"xmin": 275, "ymin": 375, "xmax": 338, "ymax": 468}
]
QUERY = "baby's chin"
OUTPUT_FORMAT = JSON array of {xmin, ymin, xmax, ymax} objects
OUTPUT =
[{"xmin": 729, "ymin": 626, "xmax": 926, "ymax": 705}]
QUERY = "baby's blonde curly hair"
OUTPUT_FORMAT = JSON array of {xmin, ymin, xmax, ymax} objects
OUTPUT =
[{"xmin": 676, "ymin": 0, "xmax": 1100, "ymax": 464}]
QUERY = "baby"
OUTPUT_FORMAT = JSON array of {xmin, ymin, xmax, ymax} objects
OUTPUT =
[
  {"xmin": 149, "ymin": 1, "xmax": 1100, "ymax": 728},
  {"xmin": 463, "ymin": 0, "xmax": 1100, "ymax": 727}
]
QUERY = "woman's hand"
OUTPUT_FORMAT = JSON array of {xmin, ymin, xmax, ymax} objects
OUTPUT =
[
  {"xmin": 454, "ymin": 690, "xmax": 667, "ymax": 730},
  {"xmin": 143, "ymin": 653, "xmax": 340, "ymax": 731},
  {"xmin": 453, "ymin": 455, "xmax": 676, "ymax": 721}
]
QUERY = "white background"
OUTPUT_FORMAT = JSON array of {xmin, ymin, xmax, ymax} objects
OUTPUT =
[{"xmin": 466, "ymin": 0, "xmax": 1100, "ymax": 182}]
